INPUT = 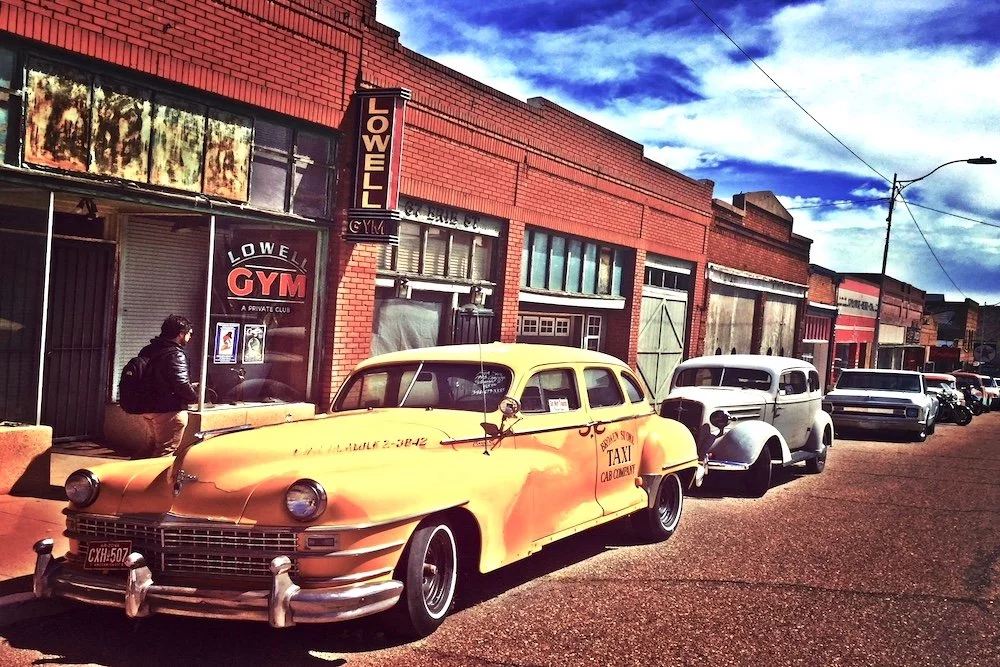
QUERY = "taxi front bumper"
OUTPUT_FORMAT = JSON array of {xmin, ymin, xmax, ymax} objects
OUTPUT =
[{"xmin": 32, "ymin": 538, "xmax": 402, "ymax": 627}]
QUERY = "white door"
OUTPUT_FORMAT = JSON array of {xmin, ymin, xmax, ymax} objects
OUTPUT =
[{"xmin": 637, "ymin": 287, "xmax": 687, "ymax": 407}]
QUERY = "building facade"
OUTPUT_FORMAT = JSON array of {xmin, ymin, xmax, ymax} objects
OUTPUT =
[
  {"xmin": 5, "ymin": 0, "xmax": 782, "ymax": 447},
  {"xmin": 805, "ymin": 265, "xmax": 839, "ymax": 391},
  {"xmin": 833, "ymin": 275, "xmax": 879, "ymax": 377},
  {"xmin": 703, "ymin": 192, "xmax": 811, "ymax": 361}
]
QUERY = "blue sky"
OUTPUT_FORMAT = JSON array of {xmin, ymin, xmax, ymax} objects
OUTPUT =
[{"xmin": 376, "ymin": 0, "xmax": 1000, "ymax": 305}]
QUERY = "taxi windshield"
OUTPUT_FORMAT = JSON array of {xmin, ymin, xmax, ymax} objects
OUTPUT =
[{"xmin": 333, "ymin": 362, "xmax": 514, "ymax": 412}]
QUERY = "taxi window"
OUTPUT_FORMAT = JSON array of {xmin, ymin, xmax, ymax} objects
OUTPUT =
[
  {"xmin": 333, "ymin": 362, "xmax": 513, "ymax": 412},
  {"xmin": 521, "ymin": 369, "xmax": 580, "ymax": 413},
  {"xmin": 584, "ymin": 367, "xmax": 625, "ymax": 408},
  {"xmin": 620, "ymin": 372, "xmax": 646, "ymax": 403}
]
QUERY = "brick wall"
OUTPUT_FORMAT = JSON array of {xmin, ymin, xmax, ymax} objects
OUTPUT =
[
  {"xmin": 808, "ymin": 272, "xmax": 838, "ymax": 306},
  {"xmin": 3, "ymin": 0, "xmax": 779, "ymax": 397}
]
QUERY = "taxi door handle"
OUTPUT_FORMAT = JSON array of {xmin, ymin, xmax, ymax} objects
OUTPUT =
[
  {"xmin": 593, "ymin": 423, "xmax": 607, "ymax": 435},
  {"xmin": 578, "ymin": 423, "xmax": 594, "ymax": 436}
]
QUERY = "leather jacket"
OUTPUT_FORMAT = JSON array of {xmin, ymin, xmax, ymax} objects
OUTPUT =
[{"xmin": 138, "ymin": 337, "xmax": 198, "ymax": 413}]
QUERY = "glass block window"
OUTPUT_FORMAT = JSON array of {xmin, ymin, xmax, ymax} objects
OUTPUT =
[
  {"xmin": 521, "ymin": 316, "xmax": 539, "ymax": 335},
  {"xmin": 529, "ymin": 232, "xmax": 548, "ymax": 288},
  {"xmin": 522, "ymin": 227, "xmax": 627, "ymax": 297}
]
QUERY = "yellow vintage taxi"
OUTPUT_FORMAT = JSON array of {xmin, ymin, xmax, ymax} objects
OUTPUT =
[{"xmin": 33, "ymin": 343, "xmax": 701, "ymax": 638}]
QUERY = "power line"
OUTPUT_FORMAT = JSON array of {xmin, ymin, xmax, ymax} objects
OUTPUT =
[
  {"xmin": 900, "ymin": 197, "xmax": 967, "ymax": 299},
  {"xmin": 687, "ymin": 0, "xmax": 888, "ymax": 184},
  {"xmin": 689, "ymin": 0, "xmax": 997, "ymax": 299}
]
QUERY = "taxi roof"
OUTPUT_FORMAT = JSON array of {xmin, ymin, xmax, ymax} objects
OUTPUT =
[{"xmin": 353, "ymin": 342, "xmax": 627, "ymax": 371}]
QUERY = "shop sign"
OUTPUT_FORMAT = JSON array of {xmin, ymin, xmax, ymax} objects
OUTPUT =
[
  {"xmin": 837, "ymin": 288, "xmax": 879, "ymax": 318},
  {"xmin": 223, "ymin": 239, "xmax": 310, "ymax": 311},
  {"xmin": 345, "ymin": 88, "xmax": 411, "ymax": 244},
  {"xmin": 398, "ymin": 195, "xmax": 503, "ymax": 238}
]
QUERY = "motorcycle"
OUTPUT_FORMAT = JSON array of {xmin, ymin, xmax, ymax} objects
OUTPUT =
[
  {"xmin": 961, "ymin": 386, "xmax": 986, "ymax": 416},
  {"xmin": 936, "ymin": 391, "xmax": 973, "ymax": 426}
]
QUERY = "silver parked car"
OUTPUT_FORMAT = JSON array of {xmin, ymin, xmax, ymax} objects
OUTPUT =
[
  {"xmin": 659, "ymin": 355, "xmax": 834, "ymax": 497},
  {"xmin": 823, "ymin": 368, "xmax": 937, "ymax": 442}
]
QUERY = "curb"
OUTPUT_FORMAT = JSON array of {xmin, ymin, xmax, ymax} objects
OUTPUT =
[{"xmin": 0, "ymin": 575, "xmax": 72, "ymax": 628}]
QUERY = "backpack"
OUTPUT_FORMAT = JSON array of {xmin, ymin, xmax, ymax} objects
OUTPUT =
[{"xmin": 118, "ymin": 349, "xmax": 170, "ymax": 414}]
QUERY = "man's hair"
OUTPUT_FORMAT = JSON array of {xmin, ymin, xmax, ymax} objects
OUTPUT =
[{"xmin": 160, "ymin": 314, "xmax": 193, "ymax": 339}]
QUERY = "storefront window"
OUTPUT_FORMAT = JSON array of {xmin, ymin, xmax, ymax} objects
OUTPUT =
[
  {"xmin": 207, "ymin": 219, "xmax": 322, "ymax": 404},
  {"xmin": 250, "ymin": 120, "xmax": 336, "ymax": 219},
  {"xmin": 0, "ymin": 186, "xmax": 50, "ymax": 425},
  {"xmin": 0, "ymin": 47, "xmax": 15, "ymax": 164}
]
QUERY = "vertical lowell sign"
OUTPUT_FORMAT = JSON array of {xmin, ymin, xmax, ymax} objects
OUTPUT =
[{"xmin": 344, "ymin": 88, "xmax": 411, "ymax": 244}]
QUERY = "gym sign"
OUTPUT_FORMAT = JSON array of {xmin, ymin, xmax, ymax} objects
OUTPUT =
[{"xmin": 345, "ymin": 88, "xmax": 411, "ymax": 245}]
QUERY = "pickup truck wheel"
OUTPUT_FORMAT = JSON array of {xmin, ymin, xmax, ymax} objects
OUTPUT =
[
  {"xmin": 387, "ymin": 521, "xmax": 458, "ymax": 639},
  {"xmin": 632, "ymin": 473, "xmax": 683, "ymax": 543},
  {"xmin": 744, "ymin": 445, "xmax": 772, "ymax": 497},
  {"xmin": 913, "ymin": 425, "xmax": 927, "ymax": 443}
]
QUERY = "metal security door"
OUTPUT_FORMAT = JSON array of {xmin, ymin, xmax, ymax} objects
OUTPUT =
[
  {"xmin": 637, "ymin": 289, "xmax": 687, "ymax": 408},
  {"xmin": 41, "ymin": 238, "xmax": 114, "ymax": 440}
]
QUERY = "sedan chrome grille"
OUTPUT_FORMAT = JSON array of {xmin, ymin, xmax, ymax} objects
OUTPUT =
[
  {"xmin": 68, "ymin": 514, "xmax": 299, "ymax": 579},
  {"xmin": 660, "ymin": 399, "xmax": 703, "ymax": 438}
]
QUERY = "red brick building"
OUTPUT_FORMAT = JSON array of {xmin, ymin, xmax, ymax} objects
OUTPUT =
[
  {"xmin": 0, "ymin": 0, "xmax": 812, "ymax": 454},
  {"xmin": 704, "ymin": 192, "xmax": 811, "ymax": 359}
]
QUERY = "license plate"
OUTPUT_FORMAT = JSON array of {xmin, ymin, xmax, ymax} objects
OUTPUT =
[{"xmin": 84, "ymin": 541, "xmax": 132, "ymax": 570}]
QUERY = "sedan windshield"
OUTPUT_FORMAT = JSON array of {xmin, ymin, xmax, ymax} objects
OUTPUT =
[
  {"xmin": 837, "ymin": 372, "xmax": 921, "ymax": 393},
  {"xmin": 674, "ymin": 367, "xmax": 772, "ymax": 390},
  {"xmin": 333, "ymin": 362, "xmax": 514, "ymax": 412}
]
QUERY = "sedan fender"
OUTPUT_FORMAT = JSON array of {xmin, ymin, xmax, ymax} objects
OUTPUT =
[
  {"xmin": 804, "ymin": 409, "xmax": 835, "ymax": 453},
  {"xmin": 707, "ymin": 420, "xmax": 790, "ymax": 470}
]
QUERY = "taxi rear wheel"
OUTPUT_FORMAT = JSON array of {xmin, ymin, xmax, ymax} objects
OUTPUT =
[
  {"xmin": 632, "ymin": 473, "xmax": 683, "ymax": 543},
  {"xmin": 386, "ymin": 520, "xmax": 458, "ymax": 639}
]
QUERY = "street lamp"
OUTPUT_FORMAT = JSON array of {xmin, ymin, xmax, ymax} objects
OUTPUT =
[{"xmin": 872, "ymin": 156, "xmax": 996, "ymax": 369}]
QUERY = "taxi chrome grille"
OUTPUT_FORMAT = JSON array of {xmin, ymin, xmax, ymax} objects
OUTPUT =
[
  {"xmin": 660, "ymin": 399, "xmax": 703, "ymax": 438},
  {"xmin": 68, "ymin": 514, "xmax": 298, "ymax": 579}
]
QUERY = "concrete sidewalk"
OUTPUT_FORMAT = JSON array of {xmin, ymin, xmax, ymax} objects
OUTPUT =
[{"xmin": 0, "ymin": 491, "xmax": 71, "ymax": 626}]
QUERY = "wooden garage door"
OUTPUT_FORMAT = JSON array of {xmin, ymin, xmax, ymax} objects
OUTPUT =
[
  {"xmin": 637, "ymin": 288, "xmax": 687, "ymax": 407},
  {"xmin": 705, "ymin": 283, "xmax": 756, "ymax": 355},
  {"xmin": 760, "ymin": 294, "xmax": 799, "ymax": 356}
]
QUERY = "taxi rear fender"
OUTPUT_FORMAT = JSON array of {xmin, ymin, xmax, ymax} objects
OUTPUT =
[{"xmin": 710, "ymin": 420, "xmax": 790, "ymax": 466}]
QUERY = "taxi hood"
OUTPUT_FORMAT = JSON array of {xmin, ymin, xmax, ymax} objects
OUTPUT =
[{"xmin": 110, "ymin": 410, "xmax": 488, "ymax": 519}]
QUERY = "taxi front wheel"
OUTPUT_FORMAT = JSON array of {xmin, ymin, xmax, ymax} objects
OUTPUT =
[
  {"xmin": 632, "ymin": 473, "xmax": 683, "ymax": 543},
  {"xmin": 385, "ymin": 520, "xmax": 458, "ymax": 639}
]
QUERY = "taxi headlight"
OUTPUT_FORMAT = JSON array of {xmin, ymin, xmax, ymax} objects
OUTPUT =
[
  {"xmin": 285, "ymin": 479, "xmax": 327, "ymax": 521},
  {"xmin": 65, "ymin": 469, "xmax": 99, "ymax": 507}
]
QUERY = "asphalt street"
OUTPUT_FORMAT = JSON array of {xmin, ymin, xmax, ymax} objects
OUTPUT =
[{"xmin": 1, "ymin": 414, "xmax": 997, "ymax": 666}]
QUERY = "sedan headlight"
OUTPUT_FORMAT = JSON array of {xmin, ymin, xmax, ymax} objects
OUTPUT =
[
  {"xmin": 65, "ymin": 469, "xmax": 99, "ymax": 507},
  {"xmin": 285, "ymin": 479, "xmax": 327, "ymax": 521},
  {"xmin": 709, "ymin": 410, "xmax": 731, "ymax": 429}
]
